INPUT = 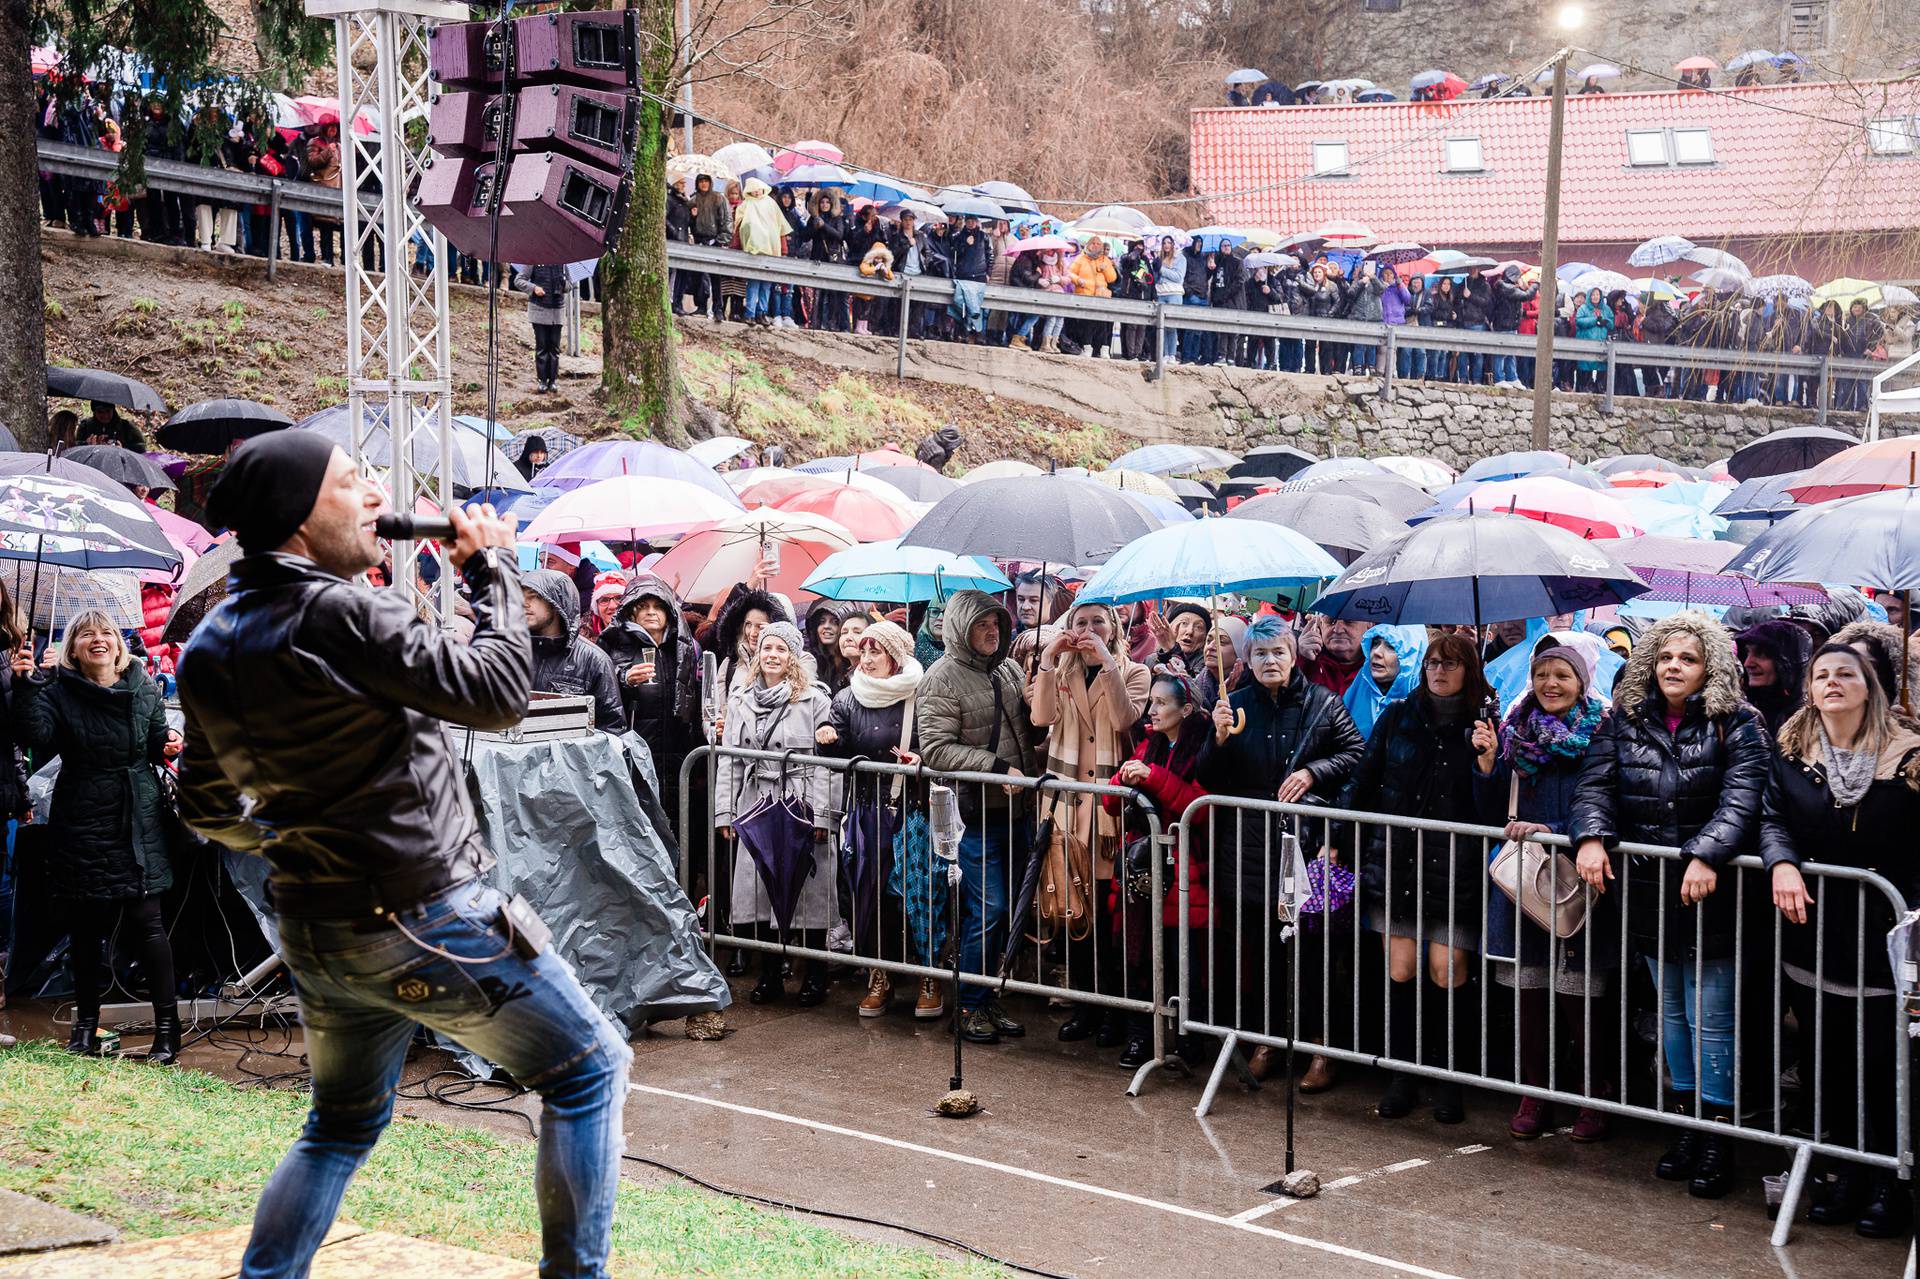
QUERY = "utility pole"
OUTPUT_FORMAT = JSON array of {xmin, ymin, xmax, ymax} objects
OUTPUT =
[
  {"xmin": 678, "ymin": 0, "xmax": 694, "ymax": 155},
  {"xmin": 1531, "ymin": 47, "xmax": 1571, "ymax": 451}
]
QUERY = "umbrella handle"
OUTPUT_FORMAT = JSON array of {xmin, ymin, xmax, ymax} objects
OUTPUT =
[{"xmin": 1212, "ymin": 597, "xmax": 1247, "ymax": 735}]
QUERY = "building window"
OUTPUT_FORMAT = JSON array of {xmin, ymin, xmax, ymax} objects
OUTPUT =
[
  {"xmin": 1625, "ymin": 130, "xmax": 1668, "ymax": 166},
  {"xmin": 1785, "ymin": 0, "xmax": 1829, "ymax": 46},
  {"xmin": 1442, "ymin": 136, "xmax": 1484, "ymax": 172},
  {"xmin": 1312, "ymin": 141, "xmax": 1350, "ymax": 176},
  {"xmin": 1867, "ymin": 117, "xmax": 1915, "ymax": 155},
  {"xmin": 1671, "ymin": 128, "xmax": 1714, "ymax": 164},
  {"xmin": 1362, "ymin": 0, "xmax": 1401, "ymax": 11}
]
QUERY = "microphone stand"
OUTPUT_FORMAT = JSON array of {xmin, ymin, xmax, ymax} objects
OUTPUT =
[{"xmin": 930, "ymin": 782, "xmax": 978, "ymax": 1118}]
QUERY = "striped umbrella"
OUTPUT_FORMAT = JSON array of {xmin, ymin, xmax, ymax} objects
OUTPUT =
[{"xmin": 0, "ymin": 561, "xmax": 142, "ymax": 630}]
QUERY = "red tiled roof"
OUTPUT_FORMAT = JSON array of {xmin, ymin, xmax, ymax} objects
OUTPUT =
[{"xmin": 1189, "ymin": 82, "xmax": 1920, "ymax": 248}]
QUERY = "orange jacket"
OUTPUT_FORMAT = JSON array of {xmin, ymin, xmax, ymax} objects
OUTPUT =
[{"xmin": 1068, "ymin": 252, "xmax": 1118, "ymax": 298}]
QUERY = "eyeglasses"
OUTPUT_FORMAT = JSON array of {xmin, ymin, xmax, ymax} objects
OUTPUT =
[{"xmin": 1423, "ymin": 657, "xmax": 1465, "ymax": 672}]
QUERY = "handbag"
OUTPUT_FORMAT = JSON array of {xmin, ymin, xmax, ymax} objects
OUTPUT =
[
  {"xmin": 1117, "ymin": 832, "xmax": 1162, "ymax": 905},
  {"xmin": 1489, "ymin": 772, "xmax": 1587, "ymax": 940},
  {"xmin": 1032, "ymin": 816, "xmax": 1091, "ymax": 943}
]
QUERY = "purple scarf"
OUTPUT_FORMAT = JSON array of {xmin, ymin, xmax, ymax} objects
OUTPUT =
[{"xmin": 1500, "ymin": 696, "xmax": 1604, "ymax": 776}]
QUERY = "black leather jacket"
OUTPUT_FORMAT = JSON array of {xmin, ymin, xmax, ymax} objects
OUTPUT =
[{"xmin": 176, "ymin": 551, "xmax": 531, "ymax": 917}]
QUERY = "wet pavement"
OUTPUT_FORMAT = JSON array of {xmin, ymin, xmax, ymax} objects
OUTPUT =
[{"xmin": 5, "ymin": 982, "xmax": 1910, "ymax": 1278}]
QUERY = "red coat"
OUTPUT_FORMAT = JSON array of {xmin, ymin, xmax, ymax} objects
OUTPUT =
[
  {"xmin": 1104, "ymin": 736, "xmax": 1211, "ymax": 927},
  {"xmin": 139, "ymin": 583, "xmax": 176, "ymax": 676}
]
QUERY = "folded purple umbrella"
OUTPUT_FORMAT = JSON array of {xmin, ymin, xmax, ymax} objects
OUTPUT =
[
  {"xmin": 529, "ymin": 439, "xmax": 744, "ymax": 507},
  {"xmin": 734, "ymin": 789, "xmax": 818, "ymax": 938}
]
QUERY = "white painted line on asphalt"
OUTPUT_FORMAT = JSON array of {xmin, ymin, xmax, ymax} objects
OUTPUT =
[
  {"xmin": 1232, "ymin": 1157, "xmax": 1431, "ymax": 1222},
  {"xmin": 627, "ymin": 1081, "xmax": 1465, "ymax": 1279}
]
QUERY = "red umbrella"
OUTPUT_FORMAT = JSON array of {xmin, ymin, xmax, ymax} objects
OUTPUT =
[
  {"xmin": 1785, "ymin": 438, "xmax": 1920, "ymax": 504},
  {"xmin": 850, "ymin": 445, "xmax": 933, "ymax": 471},
  {"xmin": 771, "ymin": 485, "xmax": 915, "ymax": 541},
  {"xmin": 1674, "ymin": 56, "xmax": 1719, "ymax": 71}
]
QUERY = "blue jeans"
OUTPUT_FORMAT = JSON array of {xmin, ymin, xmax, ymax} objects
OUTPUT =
[
  {"xmin": 240, "ymin": 882, "xmax": 631, "ymax": 1278},
  {"xmin": 1396, "ymin": 341, "xmax": 1426, "ymax": 379},
  {"xmin": 1350, "ymin": 342, "xmax": 1377, "ymax": 372},
  {"xmin": 1014, "ymin": 313, "xmax": 1038, "ymax": 340},
  {"xmin": 772, "ymin": 285, "xmax": 793, "ymax": 319},
  {"xmin": 1279, "ymin": 337, "xmax": 1303, "ymax": 372},
  {"xmin": 956, "ymin": 813, "xmax": 1023, "ymax": 1009},
  {"xmin": 1460, "ymin": 324, "xmax": 1488, "ymax": 383},
  {"xmin": 1179, "ymin": 295, "xmax": 1210, "ymax": 363},
  {"xmin": 744, "ymin": 278, "xmax": 771, "ymax": 318},
  {"xmin": 1491, "ymin": 351, "xmax": 1518, "ymax": 384},
  {"xmin": 1645, "ymin": 956, "xmax": 1735, "ymax": 1106}
]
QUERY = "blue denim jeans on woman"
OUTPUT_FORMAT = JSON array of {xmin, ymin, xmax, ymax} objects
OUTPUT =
[
  {"xmin": 744, "ymin": 278, "xmax": 772, "ymax": 319},
  {"xmin": 1645, "ymin": 955, "xmax": 1735, "ymax": 1107},
  {"xmin": 238, "ymin": 881, "xmax": 631, "ymax": 1278},
  {"xmin": 1396, "ymin": 340, "xmax": 1426, "ymax": 379}
]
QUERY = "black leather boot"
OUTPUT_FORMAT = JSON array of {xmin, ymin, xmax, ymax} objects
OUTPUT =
[
  {"xmin": 1376, "ymin": 1072, "xmax": 1420, "ymax": 1119},
  {"xmin": 66, "ymin": 1017, "xmax": 102, "ymax": 1057},
  {"xmin": 1808, "ymin": 1168, "xmax": 1866, "ymax": 1226},
  {"xmin": 794, "ymin": 961, "xmax": 830, "ymax": 1008},
  {"xmin": 1057, "ymin": 1007, "xmax": 1099, "ymax": 1042},
  {"xmin": 1856, "ymin": 1171, "xmax": 1913, "ymax": 1239},
  {"xmin": 1655, "ymin": 1093, "xmax": 1701, "ymax": 1181},
  {"xmin": 1687, "ymin": 1106, "xmax": 1737, "ymax": 1199},
  {"xmin": 142, "ymin": 1009, "xmax": 181, "ymax": 1067}
]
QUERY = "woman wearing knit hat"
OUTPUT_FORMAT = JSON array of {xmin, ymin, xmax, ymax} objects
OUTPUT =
[
  {"xmin": 714, "ymin": 621, "xmax": 836, "ymax": 1006},
  {"xmin": 814, "ymin": 619, "xmax": 930, "ymax": 1019},
  {"xmin": 1473, "ymin": 641, "xmax": 1616, "ymax": 1142}
]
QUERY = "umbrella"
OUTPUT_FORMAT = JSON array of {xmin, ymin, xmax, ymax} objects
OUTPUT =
[
  {"xmin": 157, "ymin": 398, "xmax": 291, "ymax": 454},
  {"xmin": 1432, "ymin": 475, "xmax": 1644, "ymax": 539},
  {"xmin": 1812, "ymin": 277, "xmax": 1878, "ymax": 308},
  {"xmin": 1225, "ymin": 491, "xmax": 1408, "ymax": 566},
  {"xmin": 1276, "ymin": 474, "xmax": 1433, "ymax": 520},
  {"xmin": 1312, "ymin": 514, "xmax": 1648, "ymax": 627},
  {"xmin": 1470, "ymin": 73, "xmax": 1511, "ymax": 90},
  {"xmin": 1244, "ymin": 252, "xmax": 1301, "ymax": 270},
  {"xmin": 0, "ymin": 464, "xmax": 181, "ymax": 573},
  {"xmin": 1592, "ymin": 453, "xmax": 1687, "ymax": 476},
  {"xmin": 160, "ymin": 538, "xmax": 242, "ymax": 644},
  {"xmin": 1727, "ymin": 426, "xmax": 1857, "ymax": 482},
  {"xmin": 738, "ymin": 470, "xmax": 918, "ymax": 515},
  {"xmin": 1355, "ymin": 89, "xmax": 1398, "ymax": 102},
  {"xmin": 1077, "ymin": 205, "xmax": 1153, "ymax": 231},
  {"xmin": 521, "ymin": 476, "xmax": 740, "ymax": 543},
  {"xmin": 1166, "ymin": 477, "xmax": 1217, "ymax": 505},
  {"xmin": 903, "ymin": 475, "xmax": 1157, "ymax": 565},
  {"xmin": 1617, "ymin": 483, "xmax": 1731, "ymax": 539},
  {"xmin": 1189, "ymin": 226, "xmax": 1250, "ymax": 251},
  {"xmin": 1607, "ymin": 468, "xmax": 1688, "ymax": 489},
  {"xmin": 712, "ymin": 141, "xmax": 775, "ymax": 177},
  {"xmin": 1409, "ymin": 69, "xmax": 1457, "ymax": 91},
  {"xmin": 771, "ymin": 140, "xmax": 843, "ymax": 173},
  {"xmin": 1087, "ymin": 469, "xmax": 1179, "ymax": 501},
  {"xmin": 734, "ymin": 790, "xmax": 818, "ymax": 937},
  {"xmin": 1294, "ymin": 457, "xmax": 1384, "ymax": 483},
  {"xmin": 1744, "ymin": 274, "xmax": 1814, "ymax": 301},
  {"xmin": 685, "ymin": 435, "xmax": 755, "ymax": 469},
  {"xmin": 1593, "ymin": 535, "xmax": 1824, "ymax": 608},
  {"xmin": 665, "ymin": 154, "xmax": 732, "ymax": 186},
  {"xmin": 1627, "ymin": 236, "xmax": 1697, "ymax": 268},
  {"xmin": 1274, "ymin": 232, "xmax": 1324, "ymax": 253},
  {"xmin": 0, "ymin": 561, "xmax": 142, "ymax": 631},
  {"xmin": 777, "ymin": 163, "xmax": 854, "ymax": 189},
  {"xmin": 1629, "ymin": 278, "xmax": 1684, "ymax": 302},
  {"xmin": 863, "ymin": 465, "xmax": 959, "ymax": 503},
  {"xmin": 1683, "ymin": 247, "xmax": 1748, "ymax": 274},
  {"xmin": 960, "ymin": 459, "xmax": 1043, "ymax": 483},
  {"xmin": 1573, "ymin": 64, "xmax": 1622, "ymax": 81},
  {"xmin": 1555, "ymin": 261, "xmax": 1600, "ymax": 281},
  {"xmin": 1725, "ymin": 50, "xmax": 1776, "ymax": 72},
  {"xmin": 1313, "ymin": 220, "xmax": 1375, "ymax": 245},
  {"xmin": 884, "ymin": 199, "xmax": 947, "ymax": 226},
  {"xmin": 1716, "ymin": 470, "xmax": 1808, "ymax": 522},
  {"xmin": 1003, "ymin": 234, "xmax": 1077, "ymax": 256},
  {"xmin": 940, "ymin": 194, "xmax": 1007, "ymax": 221},
  {"xmin": 1374, "ymin": 456, "xmax": 1455, "ymax": 489},
  {"xmin": 451, "ymin": 414, "xmax": 514, "ymax": 444},
  {"xmin": 1689, "ymin": 266, "xmax": 1748, "ymax": 293},
  {"xmin": 1225, "ymin": 68, "xmax": 1268, "ymax": 85},
  {"xmin": 1726, "ymin": 487, "xmax": 1920, "ymax": 594},
  {"xmin": 1077, "ymin": 517, "xmax": 1341, "ymax": 606},
  {"xmin": 60, "ymin": 445, "xmax": 175, "ymax": 492},
  {"xmin": 842, "ymin": 172, "xmax": 926, "ymax": 204},
  {"xmin": 1231, "ymin": 444, "xmax": 1317, "ymax": 481},
  {"xmin": 1786, "ymin": 438, "xmax": 1920, "ymax": 503},
  {"xmin": 1568, "ymin": 269, "xmax": 1632, "ymax": 295},
  {"xmin": 1092, "ymin": 485, "xmax": 1194, "ymax": 527},
  {"xmin": 770, "ymin": 485, "xmax": 915, "ymax": 542},
  {"xmin": 1872, "ymin": 284, "xmax": 1920, "ymax": 310},
  {"xmin": 1108, "ymin": 444, "xmax": 1240, "ymax": 475},
  {"xmin": 1674, "ymin": 56, "xmax": 1719, "ymax": 71},
  {"xmin": 1459, "ymin": 449, "xmax": 1574, "ymax": 483},
  {"xmin": 506, "ymin": 426, "xmax": 584, "ymax": 462},
  {"xmin": 973, "ymin": 180, "xmax": 1039, "ymax": 213},
  {"xmin": 46, "ymin": 365, "xmax": 167, "ymax": 413},
  {"xmin": 802, "ymin": 538, "xmax": 1010, "ymax": 603},
  {"xmin": 293, "ymin": 405, "xmax": 529, "ymax": 495},
  {"xmin": 531, "ymin": 439, "xmax": 743, "ymax": 505},
  {"xmin": 652, "ymin": 508, "xmax": 856, "ymax": 604},
  {"xmin": 1365, "ymin": 242, "xmax": 1429, "ymax": 265}
]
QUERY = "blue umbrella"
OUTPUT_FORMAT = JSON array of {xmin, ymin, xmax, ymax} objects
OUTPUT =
[
  {"xmin": 1312, "ymin": 513, "xmax": 1647, "ymax": 626},
  {"xmin": 531, "ymin": 439, "xmax": 744, "ymax": 505},
  {"xmin": 1103, "ymin": 489, "xmax": 1196, "ymax": 526},
  {"xmin": 452, "ymin": 414, "xmax": 513, "ymax": 444},
  {"xmin": 1190, "ymin": 225, "xmax": 1250, "ymax": 253},
  {"xmin": 1555, "ymin": 260, "xmax": 1599, "ymax": 281},
  {"xmin": 1109, "ymin": 443, "xmax": 1240, "ymax": 474},
  {"xmin": 776, "ymin": 163, "xmax": 853, "ymax": 188},
  {"xmin": 1627, "ymin": 235, "xmax": 1697, "ymax": 268},
  {"xmin": 1715, "ymin": 470, "xmax": 1806, "ymax": 522},
  {"xmin": 1075, "ymin": 518, "xmax": 1342, "ymax": 606},
  {"xmin": 843, "ymin": 172, "xmax": 923, "ymax": 203},
  {"xmin": 802, "ymin": 538, "xmax": 1009, "ymax": 603},
  {"xmin": 1459, "ymin": 450, "xmax": 1576, "ymax": 484},
  {"xmin": 1618, "ymin": 483, "xmax": 1730, "ymax": 540}
]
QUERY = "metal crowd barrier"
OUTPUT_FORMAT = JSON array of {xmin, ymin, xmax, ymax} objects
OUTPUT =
[
  {"xmin": 1172, "ymin": 793, "xmax": 1911, "ymax": 1246},
  {"xmin": 678, "ymin": 743, "xmax": 1180, "ymax": 1095}
]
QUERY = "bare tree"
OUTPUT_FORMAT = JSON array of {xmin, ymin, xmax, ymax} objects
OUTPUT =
[{"xmin": 0, "ymin": 0, "xmax": 46, "ymax": 450}]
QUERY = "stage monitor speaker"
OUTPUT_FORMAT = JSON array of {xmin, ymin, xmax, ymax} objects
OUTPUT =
[
  {"xmin": 428, "ymin": 11, "xmax": 638, "ymax": 91},
  {"xmin": 416, "ymin": 152, "xmax": 631, "ymax": 264},
  {"xmin": 428, "ymin": 85, "xmax": 637, "ymax": 171}
]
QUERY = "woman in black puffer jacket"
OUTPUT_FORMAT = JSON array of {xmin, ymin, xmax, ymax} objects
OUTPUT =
[
  {"xmin": 1571, "ymin": 610, "xmax": 1770, "ymax": 1199},
  {"xmin": 1343, "ymin": 631, "xmax": 1493, "ymax": 1125},
  {"xmin": 11, "ymin": 610, "xmax": 181, "ymax": 1062}
]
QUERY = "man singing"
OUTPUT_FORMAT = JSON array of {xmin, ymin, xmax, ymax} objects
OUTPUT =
[{"xmin": 176, "ymin": 432, "xmax": 630, "ymax": 1279}]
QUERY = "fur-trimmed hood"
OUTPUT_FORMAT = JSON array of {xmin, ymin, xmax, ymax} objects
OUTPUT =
[
  {"xmin": 1613, "ymin": 610, "xmax": 1746, "ymax": 721},
  {"xmin": 714, "ymin": 587, "xmax": 792, "ymax": 661},
  {"xmin": 1830, "ymin": 620, "xmax": 1920, "ymax": 710},
  {"xmin": 615, "ymin": 571, "xmax": 685, "ymax": 636}
]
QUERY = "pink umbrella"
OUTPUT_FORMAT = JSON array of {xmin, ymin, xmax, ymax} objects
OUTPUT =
[
  {"xmin": 1005, "ymin": 234, "xmax": 1077, "ymax": 255},
  {"xmin": 1607, "ymin": 468, "xmax": 1688, "ymax": 489},
  {"xmin": 1674, "ymin": 56, "xmax": 1719, "ymax": 71},
  {"xmin": 522, "ymin": 476, "xmax": 739, "ymax": 543},
  {"xmin": 772, "ymin": 140, "xmax": 844, "ymax": 174},
  {"xmin": 1447, "ymin": 476, "xmax": 1644, "ymax": 539},
  {"xmin": 1313, "ymin": 220, "xmax": 1376, "ymax": 245},
  {"xmin": 652, "ymin": 508, "xmax": 856, "ymax": 606},
  {"xmin": 770, "ymin": 485, "xmax": 915, "ymax": 542}
]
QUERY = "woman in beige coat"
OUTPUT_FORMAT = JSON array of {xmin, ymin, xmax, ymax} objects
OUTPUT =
[{"xmin": 1028, "ymin": 600, "xmax": 1149, "ymax": 1048}]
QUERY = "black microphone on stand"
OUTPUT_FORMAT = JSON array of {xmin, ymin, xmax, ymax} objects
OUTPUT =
[{"xmin": 374, "ymin": 514, "xmax": 458, "ymax": 541}]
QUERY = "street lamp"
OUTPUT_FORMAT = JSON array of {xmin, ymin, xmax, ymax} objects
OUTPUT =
[{"xmin": 1530, "ymin": 35, "xmax": 1579, "ymax": 449}]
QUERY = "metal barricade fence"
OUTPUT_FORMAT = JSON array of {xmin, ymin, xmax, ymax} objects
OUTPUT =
[
  {"xmin": 679, "ymin": 743, "xmax": 1179, "ymax": 1094},
  {"xmin": 1173, "ymin": 794, "xmax": 1910, "ymax": 1246}
]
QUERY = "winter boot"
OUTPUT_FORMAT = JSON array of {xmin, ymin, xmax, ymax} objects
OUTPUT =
[
  {"xmin": 1687, "ymin": 1105, "xmax": 1737, "ymax": 1199},
  {"xmin": 66, "ymin": 1017, "xmax": 102, "ymax": 1057},
  {"xmin": 1654, "ymin": 1092, "xmax": 1702, "ymax": 1180},
  {"xmin": 142, "ymin": 1008, "xmax": 181, "ymax": 1067}
]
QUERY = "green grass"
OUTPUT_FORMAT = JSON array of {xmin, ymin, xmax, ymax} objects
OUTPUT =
[{"xmin": 0, "ymin": 1042, "xmax": 996, "ymax": 1277}]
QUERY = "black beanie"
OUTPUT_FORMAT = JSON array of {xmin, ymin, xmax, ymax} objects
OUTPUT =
[
  {"xmin": 206, "ymin": 431, "xmax": 339, "ymax": 554},
  {"xmin": 1166, "ymin": 602, "xmax": 1212, "ymax": 633}
]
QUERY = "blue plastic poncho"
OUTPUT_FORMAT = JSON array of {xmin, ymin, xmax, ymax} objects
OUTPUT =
[{"xmin": 1343, "ymin": 624, "xmax": 1427, "ymax": 739}]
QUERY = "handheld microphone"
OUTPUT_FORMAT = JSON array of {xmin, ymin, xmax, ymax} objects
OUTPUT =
[{"xmin": 374, "ymin": 514, "xmax": 457, "ymax": 541}]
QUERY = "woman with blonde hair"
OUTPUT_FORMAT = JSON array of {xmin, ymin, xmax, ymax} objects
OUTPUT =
[
  {"xmin": 1028, "ymin": 600, "xmax": 1149, "ymax": 1047},
  {"xmin": 11, "ymin": 610, "xmax": 182, "ymax": 1060}
]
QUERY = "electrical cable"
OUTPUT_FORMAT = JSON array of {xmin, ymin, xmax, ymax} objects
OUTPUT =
[{"xmin": 1571, "ymin": 46, "xmax": 1916, "ymax": 136}]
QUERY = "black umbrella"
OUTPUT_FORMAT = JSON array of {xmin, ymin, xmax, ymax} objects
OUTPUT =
[
  {"xmin": 864, "ymin": 465, "xmax": 959, "ymax": 503},
  {"xmin": 997, "ymin": 812, "xmax": 1058, "ymax": 982},
  {"xmin": 1717, "ymin": 469, "xmax": 1807, "ymax": 522},
  {"xmin": 1226, "ymin": 491, "xmax": 1408, "ymax": 566},
  {"xmin": 1726, "ymin": 426, "xmax": 1858, "ymax": 482},
  {"xmin": 0, "ymin": 457, "xmax": 180, "ymax": 572},
  {"xmin": 158, "ymin": 398, "xmax": 293, "ymax": 455},
  {"xmin": 46, "ymin": 364, "xmax": 167, "ymax": 413},
  {"xmin": 902, "ymin": 475, "xmax": 1157, "ymax": 564},
  {"xmin": 61, "ymin": 444, "xmax": 176, "ymax": 492},
  {"xmin": 1313, "ymin": 513, "xmax": 1648, "ymax": 626},
  {"xmin": 1230, "ymin": 445, "xmax": 1317, "ymax": 481},
  {"xmin": 161, "ymin": 538, "xmax": 242, "ymax": 645},
  {"xmin": 1725, "ymin": 487, "xmax": 1920, "ymax": 593},
  {"xmin": 1277, "ymin": 473, "xmax": 1432, "ymax": 521},
  {"xmin": 734, "ymin": 789, "xmax": 819, "ymax": 938}
]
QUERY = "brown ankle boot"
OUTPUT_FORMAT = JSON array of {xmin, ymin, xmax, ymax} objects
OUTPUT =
[
  {"xmin": 1299, "ymin": 1055, "xmax": 1338, "ymax": 1093},
  {"xmin": 1247, "ymin": 1045, "xmax": 1276, "ymax": 1080}
]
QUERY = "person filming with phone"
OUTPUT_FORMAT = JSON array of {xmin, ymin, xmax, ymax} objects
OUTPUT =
[{"xmin": 174, "ymin": 432, "xmax": 631, "ymax": 1279}]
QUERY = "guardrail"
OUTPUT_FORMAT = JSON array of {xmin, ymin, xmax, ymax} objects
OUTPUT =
[
  {"xmin": 38, "ymin": 138, "xmax": 1895, "ymax": 424},
  {"xmin": 678, "ymin": 743, "xmax": 1180, "ymax": 1097},
  {"xmin": 1172, "ymin": 793, "xmax": 1911, "ymax": 1247}
]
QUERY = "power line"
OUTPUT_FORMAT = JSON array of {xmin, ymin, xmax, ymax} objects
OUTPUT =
[{"xmin": 1572, "ymin": 45, "xmax": 1919, "ymax": 136}]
